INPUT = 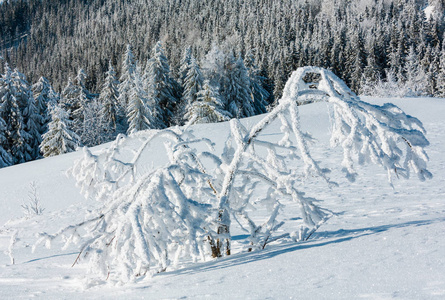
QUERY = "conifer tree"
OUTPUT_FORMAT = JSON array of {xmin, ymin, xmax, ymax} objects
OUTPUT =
[
  {"xmin": 0, "ymin": 116, "xmax": 12, "ymax": 168},
  {"xmin": 127, "ymin": 70, "xmax": 153, "ymax": 134},
  {"xmin": 224, "ymin": 56, "xmax": 254, "ymax": 118},
  {"xmin": 182, "ymin": 58, "xmax": 204, "ymax": 108},
  {"xmin": 118, "ymin": 44, "xmax": 136, "ymax": 111},
  {"xmin": 404, "ymin": 45, "xmax": 424, "ymax": 96},
  {"xmin": 0, "ymin": 64, "xmax": 27, "ymax": 164},
  {"xmin": 245, "ymin": 50, "xmax": 270, "ymax": 114},
  {"xmin": 99, "ymin": 61, "xmax": 121, "ymax": 133},
  {"xmin": 32, "ymin": 76, "xmax": 57, "ymax": 134},
  {"xmin": 40, "ymin": 104, "xmax": 80, "ymax": 157},
  {"xmin": 145, "ymin": 41, "xmax": 179, "ymax": 128},
  {"xmin": 436, "ymin": 43, "xmax": 445, "ymax": 97},
  {"xmin": 179, "ymin": 47, "xmax": 192, "ymax": 86},
  {"xmin": 184, "ymin": 81, "xmax": 231, "ymax": 124}
]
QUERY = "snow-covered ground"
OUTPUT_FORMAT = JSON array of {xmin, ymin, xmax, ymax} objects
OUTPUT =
[{"xmin": 0, "ymin": 97, "xmax": 444, "ymax": 299}]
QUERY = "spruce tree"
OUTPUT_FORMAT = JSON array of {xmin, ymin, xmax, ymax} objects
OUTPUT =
[
  {"xmin": 224, "ymin": 56, "xmax": 254, "ymax": 118},
  {"xmin": 0, "ymin": 116, "xmax": 13, "ymax": 168},
  {"xmin": 99, "ymin": 61, "xmax": 121, "ymax": 133},
  {"xmin": 40, "ymin": 104, "xmax": 80, "ymax": 157},
  {"xmin": 145, "ymin": 41, "xmax": 179, "ymax": 128},
  {"xmin": 245, "ymin": 50, "xmax": 270, "ymax": 115},
  {"xmin": 184, "ymin": 81, "xmax": 231, "ymax": 124},
  {"xmin": 179, "ymin": 47, "xmax": 192, "ymax": 86},
  {"xmin": 0, "ymin": 64, "xmax": 27, "ymax": 164},
  {"xmin": 32, "ymin": 76, "xmax": 57, "ymax": 134},
  {"xmin": 127, "ymin": 70, "xmax": 153, "ymax": 134},
  {"xmin": 118, "ymin": 44, "xmax": 136, "ymax": 111}
]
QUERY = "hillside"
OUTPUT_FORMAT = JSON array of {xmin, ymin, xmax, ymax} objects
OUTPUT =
[{"xmin": 0, "ymin": 96, "xmax": 444, "ymax": 299}]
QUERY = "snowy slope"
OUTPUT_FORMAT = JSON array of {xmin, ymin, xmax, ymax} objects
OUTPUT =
[{"xmin": 0, "ymin": 97, "xmax": 444, "ymax": 299}]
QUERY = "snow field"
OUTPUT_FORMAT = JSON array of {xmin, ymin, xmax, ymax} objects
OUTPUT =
[{"xmin": 0, "ymin": 97, "xmax": 444, "ymax": 298}]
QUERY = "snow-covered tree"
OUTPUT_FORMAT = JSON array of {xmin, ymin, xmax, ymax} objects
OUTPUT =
[
  {"xmin": 179, "ymin": 46, "xmax": 192, "ymax": 86},
  {"xmin": 245, "ymin": 50, "xmax": 270, "ymax": 114},
  {"xmin": 22, "ymin": 97, "xmax": 43, "ymax": 161},
  {"xmin": 81, "ymin": 99, "xmax": 108, "ymax": 147},
  {"xmin": 182, "ymin": 58, "xmax": 204, "ymax": 106},
  {"xmin": 118, "ymin": 44, "xmax": 136, "ymax": 111},
  {"xmin": 0, "ymin": 64, "xmax": 27, "ymax": 164},
  {"xmin": 127, "ymin": 70, "xmax": 154, "ymax": 134},
  {"xmin": 404, "ymin": 45, "xmax": 425, "ymax": 96},
  {"xmin": 184, "ymin": 81, "xmax": 231, "ymax": 124},
  {"xmin": 99, "ymin": 62, "xmax": 121, "ymax": 133},
  {"xmin": 37, "ymin": 67, "xmax": 432, "ymax": 283},
  {"xmin": 224, "ymin": 56, "xmax": 255, "ymax": 118},
  {"xmin": 436, "ymin": 43, "xmax": 445, "ymax": 97},
  {"xmin": 0, "ymin": 116, "xmax": 12, "ymax": 168},
  {"xmin": 145, "ymin": 41, "xmax": 179, "ymax": 128},
  {"xmin": 40, "ymin": 104, "xmax": 80, "ymax": 157},
  {"xmin": 32, "ymin": 76, "xmax": 57, "ymax": 134}
]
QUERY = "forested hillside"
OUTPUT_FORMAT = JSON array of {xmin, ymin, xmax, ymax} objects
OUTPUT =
[
  {"xmin": 0, "ymin": 0, "xmax": 445, "ymax": 170},
  {"xmin": 1, "ymin": 0, "xmax": 445, "ymax": 97}
]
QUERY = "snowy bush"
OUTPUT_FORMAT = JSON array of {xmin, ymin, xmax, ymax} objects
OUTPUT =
[{"xmin": 35, "ymin": 67, "xmax": 431, "ymax": 284}]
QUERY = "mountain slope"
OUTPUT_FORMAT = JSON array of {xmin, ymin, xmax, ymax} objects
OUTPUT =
[{"xmin": 0, "ymin": 97, "xmax": 444, "ymax": 299}]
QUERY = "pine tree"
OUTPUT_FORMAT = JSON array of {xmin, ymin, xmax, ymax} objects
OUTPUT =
[
  {"xmin": 0, "ymin": 64, "xmax": 27, "ymax": 164},
  {"xmin": 224, "ymin": 56, "xmax": 254, "ymax": 118},
  {"xmin": 118, "ymin": 44, "xmax": 136, "ymax": 111},
  {"xmin": 182, "ymin": 58, "xmax": 204, "ymax": 109},
  {"xmin": 32, "ymin": 76, "xmax": 57, "ymax": 134},
  {"xmin": 184, "ymin": 81, "xmax": 231, "ymax": 124},
  {"xmin": 60, "ymin": 77, "xmax": 80, "ymax": 118},
  {"xmin": 145, "ymin": 41, "xmax": 179, "ymax": 128},
  {"xmin": 99, "ymin": 61, "xmax": 121, "ymax": 133},
  {"xmin": 23, "ymin": 97, "xmax": 43, "ymax": 161},
  {"xmin": 127, "ymin": 70, "xmax": 153, "ymax": 134},
  {"xmin": 40, "ymin": 104, "xmax": 80, "ymax": 157},
  {"xmin": 245, "ymin": 50, "xmax": 270, "ymax": 114},
  {"xmin": 436, "ymin": 42, "xmax": 445, "ymax": 97},
  {"xmin": 404, "ymin": 45, "xmax": 424, "ymax": 96},
  {"xmin": 179, "ymin": 47, "xmax": 192, "ymax": 86},
  {"xmin": 0, "ymin": 116, "xmax": 13, "ymax": 168},
  {"xmin": 11, "ymin": 68, "xmax": 35, "ymax": 162}
]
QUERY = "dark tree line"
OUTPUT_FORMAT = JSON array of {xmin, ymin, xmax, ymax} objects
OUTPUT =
[{"xmin": 1, "ymin": 0, "xmax": 445, "ymax": 98}]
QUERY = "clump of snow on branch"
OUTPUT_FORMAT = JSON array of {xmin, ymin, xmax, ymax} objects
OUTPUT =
[{"xmin": 34, "ymin": 67, "xmax": 431, "ymax": 285}]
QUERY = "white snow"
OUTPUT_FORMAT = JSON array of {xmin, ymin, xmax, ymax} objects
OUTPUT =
[
  {"xmin": 0, "ymin": 97, "xmax": 444, "ymax": 299},
  {"xmin": 425, "ymin": 5, "xmax": 435, "ymax": 20}
]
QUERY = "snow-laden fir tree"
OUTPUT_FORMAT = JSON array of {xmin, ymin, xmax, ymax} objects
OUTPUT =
[
  {"xmin": 404, "ymin": 45, "xmax": 425, "ymax": 96},
  {"xmin": 180, "ymin": 57, "xmax": 204, "ymax": 122},
  {"xmin": 0, "ymin": 116, "xmax": 13, "ymax": 168},
  {"xmin": 40, "ymin": 104, "xmax": 80, "ymax": 157},
  {"xmin": 244, "ymin": 50, "xmax": 270, "ymax": 114},
  {"xmin": 179, "ymin": 46, "xmax": 192, "ymax": 86},
  {"xmin": 118, "ymin": 44, "xmax": 136, "ymax": 111},
  {"xmin": 145, "ymin": 41, "xmax": 179, "ymax": 128},
  {"xmin": 436, "ymin": 42, "xmax": 445, "ymax": 97},
  {"xmin": 224, "ymin": 56, "xmax": 255, "ymax": 118},
  {"xmin": 99, "ymin": 61, "xmax": 121, "ymax": 134},
  {"xmin": 11, "ymin": 68, "xmax": 42, "ymax": 161},
  {"xmin": 32, "ymin": 76, "xmax": 57, "ymax": 134},
  {"xmin": 72, "ymin": 68, "xmax": 92, "ymax": 133},
  {"xmin": 22, "ymin": 96, "xmax": 43, "ymax": 161},
  {"xmin": 184, "ymin": 80, "xmax": 231, "ymax": 124},
  {"xmin": 0, "ymin": 64, "xmax": 27, "ymax": 164},
  {"xmin": 127, "ymin": 69, "xmax": 154, "ymax": 134},
  {"xmin": 60, "ymin": 77, "xmax": 80, "ymax": 118},
  {"xmin": 81, "ymin": 99, "xmax": 108, "ymax": 147}
]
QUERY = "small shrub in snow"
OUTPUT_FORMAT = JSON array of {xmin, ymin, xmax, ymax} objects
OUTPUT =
[
  {"xmin": 35, "ymin": 67, "xmax": 431, "ymax": 284},
  {"xmin": 21, "ymin": 181, "xmax": 45, "ymax": 216}
]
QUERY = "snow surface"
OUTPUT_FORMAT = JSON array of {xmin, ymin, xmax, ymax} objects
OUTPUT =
[
  {"xmin": 425, "ymin": 5, "xmax": 435, "ymax": 20},
  {"xmin": 0, "ymin": 97, "xmax": 444, "ymax": 299}
]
